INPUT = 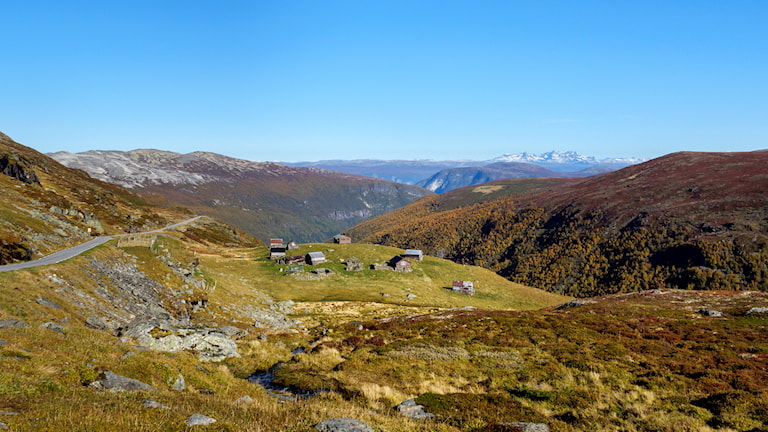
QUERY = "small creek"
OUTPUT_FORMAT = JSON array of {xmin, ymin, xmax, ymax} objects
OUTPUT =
[{"xmin": 247, "ymin": 347, "xmax": 331, "ymax": 401}]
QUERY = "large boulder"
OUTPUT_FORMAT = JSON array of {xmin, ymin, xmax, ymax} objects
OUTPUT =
[{"xmin": 89, "ymin": 371, "xmax": 156, "ymax": 392}]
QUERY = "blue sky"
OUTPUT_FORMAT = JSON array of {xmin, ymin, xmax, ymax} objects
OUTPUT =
[{"xmin": 2, "ymin": 1, "xmax": 766, "ymax": 162}]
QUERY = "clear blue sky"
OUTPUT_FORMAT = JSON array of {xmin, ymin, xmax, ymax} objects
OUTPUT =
[{"xmin": 2, "ymin": 1, "xmax": 766, "ymax": 162}]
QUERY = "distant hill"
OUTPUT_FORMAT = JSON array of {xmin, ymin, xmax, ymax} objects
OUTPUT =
[
  {"xmin": 50, "ymin": 150, "xmax": 433, "ymax": 243},
  {"xmin": 416, "ymin": 161, "xmax": 607, "ymax": 193},
  {"xmin": 0, "ymin": 132, "xmax": 199, "ymax": 264},
  {"xmin": 282, "ymin": 159, "xmax": 480, "ymax": 185},
  {"xmin": 347, "ymin": 151, "xmax": 768, "ymax": 296}
]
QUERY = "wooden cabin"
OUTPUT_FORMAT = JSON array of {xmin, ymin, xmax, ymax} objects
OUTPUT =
[
  {"xmin": 452, "ymin": 280, "xmax": 475, "ymax": 296},
  {"xmin": 404, "ymin": 249, "xmax": 423, "ymax": 261},
  {"xmin": 333, "ymin": 234, "xmax": 352, "ymax": 244},
  {"xmin": 390, "ymin": 256, "xmax": 412, "ymax": 273},
  {"xmin": 305, "ymin": 251, "xmax": 327, "ymax": 265},
  {"xmin": 270, "ymin": 246, "xmax": 287, "ymax": 259}
]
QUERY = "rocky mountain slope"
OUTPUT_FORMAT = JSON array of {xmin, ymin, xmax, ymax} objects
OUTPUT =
[
  {"xmin": 416, "ymin": 161, "xmax": 607, "ymax": 193},
  {"xmin": 0, "ymin": 133, "xmax": 201, "ymax": 264},
  {"xmin": 51, "ymin": 150, "xmax": 432, "ymax": 243},
  {"xmin": 347, "ymin": 150, "xmax": 768, "ymax": 296}
]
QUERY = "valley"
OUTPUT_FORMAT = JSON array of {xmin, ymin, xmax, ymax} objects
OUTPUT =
[{"xmin": 1, "ymin": 131, "xmax": 767, "ymax": 431}]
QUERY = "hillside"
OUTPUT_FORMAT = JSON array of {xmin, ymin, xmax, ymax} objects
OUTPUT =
[
  {"xmin": 416, "ymin": 162, "xmax": 608, "ymax": 193},
  {"xmin": 347, "ymin": 151, "xmax": 768, "ymax": 296},
  {"xmin": 0, "ymin": 132, "xmax": 206, "ymax": 264},
  {"xmin": 50, "ymin": 150, "xmax": 432, "ymax": 243}
]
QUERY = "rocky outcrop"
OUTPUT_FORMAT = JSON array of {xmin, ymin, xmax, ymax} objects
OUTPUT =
[
  {"xmin": 124, "ymin": 323, "xmax": 240, "ymax": 362},
  {"xmin": 0, "ymin": 153, "xmax": 39, "ymax": 185}
]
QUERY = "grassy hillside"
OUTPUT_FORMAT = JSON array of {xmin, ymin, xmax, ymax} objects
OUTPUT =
[
  {"xmin": 0, "ymin": 216, "xmax": 567, "ymax": 431},
  {"xmin": 347, "ymin": 151, "xmax": 768, "ymax": 296},
  {"xmin": 276, "ymin": 289, "xmax": 768, "ymax": 431},
  {"xmin": 199, "ymin": 243, "xmax": 568, "ymax": 321}
]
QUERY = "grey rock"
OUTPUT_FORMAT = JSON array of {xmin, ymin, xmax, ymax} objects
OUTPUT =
[
  {"xmin": 0, "ymin": 422, "xmax": 7, "ymax": 430},
  {"xmin": 746, "ymin": 307, "xmax": 768, "ymax": 315},
  {"xmin": 142, "ymin": 398, "xmax": 170, "ymax": 409},
  {"xmin": 0, "ymin": 341, "xmax": 6, "ymax": 346},
  {"xmin": 35, "ymin": 297, "xmax": 62, "ymax": 309},
  {"xmin": 40, "ymin": 322, "xmax": 66, "ymax": 334},
  {"xmin": 185, "ymin": 414, "xmax": 217, "ymax": 426},
  {"xmin": 271, "ymin": 300, "xmax": 296, "ymax": 314},
  {"xmin": 0, "ymin": 411, "xmax": 18, "ymax": 416},
  {"xmin": 557, "ymin": 299, "xmax": 595, "ymax": 309},
  {"xmin": 130, "ymin": 326, "xmax": 239, "ymax": 362},
  {"xmin": 314, "ymin": 417, "xmax": 374, "ymax": 432},
  {"xmin": 171, "ymin": 374, "xmax": 186, "ymax": 391},
  {"xmin": 120, "ymin": 351, "xmax": 135, "ymax": 360},
  {"xmin": 234, "ymin": 395, "xmax": 254, "ymax": 404},
  {"xmin": 0, "ymin": 319, "xmax": 29, "ymax": 329},
  {"xmin": 495, "ymin": 422, "xmax": 550, "ymax": 432},
  {"xmin": 396, "ymin": 398, "xmax": 436, "ymax": 419},
  {"xmin": 89, "ymin": 370, "xmax": 156, "ymax": 392},
  {"xmin": 699, "ymin": 308, "xmax": 724, "ymax": 317},
  {"xmin": 218, "ymin": 325, "xmax": 245, "ymax": 337},
  {"xmin": 252, "ymin": 308, "xmax": 302, "ymax": 332}
]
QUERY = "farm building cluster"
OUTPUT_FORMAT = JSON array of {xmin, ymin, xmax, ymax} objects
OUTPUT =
[{"xmin": 267, "ymin": 237, "xmax": 475, "ymax": 295}]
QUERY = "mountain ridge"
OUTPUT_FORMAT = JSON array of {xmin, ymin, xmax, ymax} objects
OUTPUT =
[{"xmin": 50, "ymin": 149, "xmax": 433, "ymax": 243}]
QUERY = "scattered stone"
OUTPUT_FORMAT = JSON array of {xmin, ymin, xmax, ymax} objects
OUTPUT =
[
  {"xmin": 698, "ymin": 308, "xmax": 724, "ymax": 317},
  {"xmin": 557, "ymin": 300, "xmax": 596, "ymax": 309},
  {"xmin": 40, "ymin": 322, "xmax": 66, "ymax": 334},
  {"xmin": 120, "ymin": 351, "xmax": 135, "ymax": 360},
  {"xmin": 142, "ymin": 398, "xmax": 170, "ymax": 409},
  {"xmin": 746, "ymin": 307, "xmax": 768, "ymax": 315},
  {"xmin": 345, "ymin": 257, "xmax": 362, "ymax": 271},
  {"xmin": 0, "ymin": 341, "xmax": 6, "ymax": 346},
  {"xmin": 739, "ymin": 353, "xmax": 759, "ymax": 360},
  {"xmin": 0, "ymin": 411, "xmax": 18, "ymax": 416},
  {"xmin": 489, "ymin": 422, "xmax": 550, "ymax": 432},
  {"xmin": 0, "ymin": 422, "xmax": 7, "ymax": 430},
  {"xmin": 196, "ymin": 365, "xmax": 211, "ymax": 375},
  {"xmin": 234, "ymin": 395, "xmax": 254, "ymax": 405},
  {"xmin": 35, "ymin": 298, "xmax": 62, "ymax": 309},
  {"xmin": 218, "ymin": 325, "xmax": 244, "ymax": 338},
  {"xmin": 405, "ymin": 293, "xmax": 417, "ymax": 300},
  {"xmin": 185, "ymin": 414, "xmax": 217, "ymax": 426},
  {"xmin": 271, "ymin": 300, "xmax": 296, "ymax": 314},
  {"xmin": 171, "ymin": 374, "xmax": 186, "ymax": 391},
  {"xmin": 89, "ymin": 370, "xmax": 157, "ymax": 392},
  {"xmin": 314, "ymin": 417, "xmax": 374, "ymax": 432},
  {"xmin": 251, "ymin": 308, "xmax": 302, "ymax": 332},
  {"xmin": 396, "ymin": 398, "xmax": 436, "ymax": 419},
  {"xmin": 0, "ymin": 319, "xmax": 29, "ymax": 329}
]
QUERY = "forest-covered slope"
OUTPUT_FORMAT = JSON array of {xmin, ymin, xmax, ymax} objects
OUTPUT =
[{"xmin": 347, "ymin": 151, "xmax": 768, "ymax": 296}]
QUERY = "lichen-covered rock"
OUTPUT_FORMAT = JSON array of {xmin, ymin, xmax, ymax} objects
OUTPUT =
[
  {"xmin": 185, "ymin": 414, "xmax": 217, "ymax": 426},
  {"xmin": 396, "ymin": 398, "xmax": 436, "ymax": 419},
  {"xmin": 314, "ymin": 418, "xmax": 374, "ymax": 432},
  {"xmin": 89, "ymin": 371, "xmax": 156, "ymax": 392},
  {"xmin": 0, "ymin": 319, "xmax": 29, "ymax": 329}
]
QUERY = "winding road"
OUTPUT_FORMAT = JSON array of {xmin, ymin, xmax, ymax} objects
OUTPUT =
[{"xmin": 0, "ymin": 216, "xmax": 204, "ymax": 273}]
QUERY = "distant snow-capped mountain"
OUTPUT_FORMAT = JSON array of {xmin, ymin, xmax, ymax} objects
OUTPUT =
[{"xmin": 493, "ymin": 151, "xmax": 644, "ymax": 167}]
